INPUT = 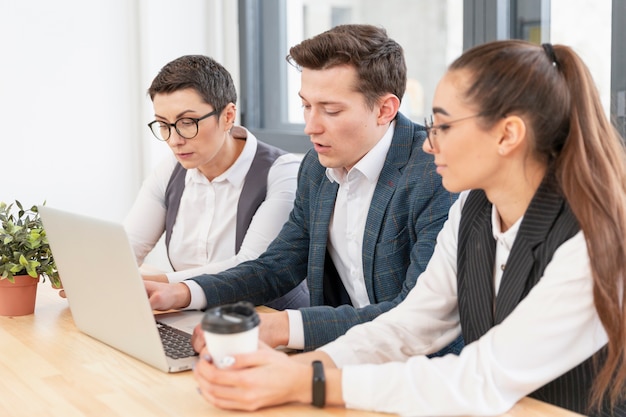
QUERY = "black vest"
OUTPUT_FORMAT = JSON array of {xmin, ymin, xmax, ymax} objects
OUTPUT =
[
  {"xmin": 457, "ymin": 177, "xmax": 626, "ymax": 416},
  {"xmin": 164, "ymin": 140, "xmax": 286, "ymax": 265}
]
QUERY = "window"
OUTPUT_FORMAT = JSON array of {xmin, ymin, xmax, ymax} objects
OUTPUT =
[
  {"xmin": 464, "ymin": 0, "xmax": 623, "ymax": 138},
  {"xmin": 238, "ymin": 0, "xmax": 463, "ymax": 153},
  {"xmin": 239, "ymin": 0, "xmax": 626, "ymax": 151}
]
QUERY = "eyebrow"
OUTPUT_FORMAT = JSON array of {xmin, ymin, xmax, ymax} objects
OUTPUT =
[
  {"xmin": 432, "ymin": 106, "xmax": 450, "ymax": 116},
  {"xmin": 154, "ymin": 110, "xmax": 199, "ymax": 121},
  {"xmin": 298, "ymin": 92, "xmax": 345, "ymax": 106}
]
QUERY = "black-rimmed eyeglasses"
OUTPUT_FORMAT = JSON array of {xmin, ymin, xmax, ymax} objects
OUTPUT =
[
  {"xmin": 148, "ymin": 109, "xmax": 220, "ymax": 141},
  {"xmin": 423, "ymin": 114, "xmax": 482, "ymax": 149}
]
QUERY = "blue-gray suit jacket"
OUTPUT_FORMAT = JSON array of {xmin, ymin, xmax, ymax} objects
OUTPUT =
[{"xmin": 190, "ymin": 113, "xmax": 458, "ymax": 350}]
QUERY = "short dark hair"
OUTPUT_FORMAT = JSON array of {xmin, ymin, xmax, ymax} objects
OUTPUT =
[
  {"xmin": 147, "ymin": 55, "xmax": 237, "ymax": 112},
  {"xmin": 287, "ymin": 24, "xmax": 406, "ymax": 109}
]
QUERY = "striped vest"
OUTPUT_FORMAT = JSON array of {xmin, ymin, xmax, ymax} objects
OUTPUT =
[{"xmin": 457, "ymin": 176, "xmax": 626, "ymax": 416}]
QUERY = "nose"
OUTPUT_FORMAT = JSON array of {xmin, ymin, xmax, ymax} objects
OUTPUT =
[
  {"xmin": 303, "ymin": 110, "xmax": 322, "ymax": 137},
  {"xmin": 167, "ymin": 128, "xmax": 186, "ymax": 146},
  {"xmin": 422, "ymin": 135, "xmax": 435, "ymax": 154}
]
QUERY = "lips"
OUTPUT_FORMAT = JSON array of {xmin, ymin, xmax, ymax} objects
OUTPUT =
[{"xmin": 313, "ymin": 143, "xmax": 330, "ymax": 153}]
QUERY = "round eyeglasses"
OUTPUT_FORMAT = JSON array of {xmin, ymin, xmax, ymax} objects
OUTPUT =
[
  {"xmin": 148, "ymin": 109, "xmax": 220, "ymax": 141},
  {"xmin": 423, "ymin": 113, "xmax": 482, "ymax": 149}
]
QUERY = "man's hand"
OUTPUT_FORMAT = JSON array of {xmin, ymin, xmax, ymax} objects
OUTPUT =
[
  {"xmin": 144, "ymin": 281, "xmax": 191, "ymax": 311},
  {"xmin": 191, "ymin": 310, "xmax": 291, "ymax": 353},
  {"xmin": 258, "ymin": 311, "xmax": 290, "ymax": 348},
  {"xmin": 191, "ymin": 323, "xmax": 206, "ymax": 353}
]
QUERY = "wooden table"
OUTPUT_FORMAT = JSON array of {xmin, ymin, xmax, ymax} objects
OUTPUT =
[{"xmin": 0, "ymin": 283, "xmax": 584, "ymax": 417}]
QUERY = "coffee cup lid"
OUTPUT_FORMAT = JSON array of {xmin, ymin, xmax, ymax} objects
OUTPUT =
[{"xmin": 201, "ymin": 301, "xmax": 260, "ymax": 334}]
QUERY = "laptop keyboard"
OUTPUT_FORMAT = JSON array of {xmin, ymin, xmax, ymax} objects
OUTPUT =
[{"xmin": 156, "ymin": 321, "xmax": 198, "ymax": 359}]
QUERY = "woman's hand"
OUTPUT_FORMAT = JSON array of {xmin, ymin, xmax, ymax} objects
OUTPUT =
[
  {"xmin": 194, "ymin": 342, "xmax": 311, "ymax": 411},
  {"xmin": 51, "ymin": 276, "xmax": 66, "ymax": 298}
]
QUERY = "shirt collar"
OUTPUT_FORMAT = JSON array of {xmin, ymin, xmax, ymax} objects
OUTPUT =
[
  {"xmin": 325, "ymin": 121, "xmax": 395, "ymax": 184},
  {"xmin": 186, "ymin": 128, "xmax": 256, "ymax": 187},
  {"xmin": 491, "ymin": 204, "xmax": 523, "ymax": 250}
]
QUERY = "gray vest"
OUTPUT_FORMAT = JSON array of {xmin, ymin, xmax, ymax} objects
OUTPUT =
[
  {"xmin": 457, "ymin": 176, "xmax": 625, "ymax": 416},
  {"xmin": 164, "ymin": 140, "xmax": 286, "ymax": 264}
]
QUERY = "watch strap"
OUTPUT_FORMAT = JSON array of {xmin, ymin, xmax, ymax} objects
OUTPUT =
[{"xmin": 311, "ymin": 360, "xmax": 326, "ymax": 408}]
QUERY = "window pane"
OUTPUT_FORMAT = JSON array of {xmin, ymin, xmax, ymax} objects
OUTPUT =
[
  {"xmin": 285, "ymin": 0, "xmax": 464, "ymax": 124},
  {"xmin": 511, "ymin": 0, "xmax": 547, "ymax": 43},
  {"xmin": 551, "ymin": 0, "xmax": 612, "ymax": 116}
]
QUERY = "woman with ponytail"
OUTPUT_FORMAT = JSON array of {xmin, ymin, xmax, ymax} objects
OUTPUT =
[{"xmin": 192, "ymin": 40, "xmax": 626, "ymax": 417}]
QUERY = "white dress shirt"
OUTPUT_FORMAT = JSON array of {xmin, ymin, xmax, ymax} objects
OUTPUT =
[
  {"xmin": 319, "ymin": 191, "xmax": 607, "ymax": 416},
  {"xmin": 285, "ymin": 122, "xmax": 395, "ymax": 349},
  {"xmin": 124, "ymin": 130, "xmax": 300, "ymax": 283}
]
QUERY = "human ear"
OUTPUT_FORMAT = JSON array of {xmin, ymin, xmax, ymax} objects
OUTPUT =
[
  {"xmin": 222, "ymin": 103, "xmax": 237, "ymax": 129},
  {"xmin": 497, "ymin": 115, "xmax": 526, "ymax": 156},
  {"xmin": 377, "ymin": 94, "xmax": 400, "ymax": 125}
]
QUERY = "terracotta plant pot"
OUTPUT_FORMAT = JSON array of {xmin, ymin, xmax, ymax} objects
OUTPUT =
[{"xmin": 0, "ymin": 275, "xmax": 39, "ymax": 316}]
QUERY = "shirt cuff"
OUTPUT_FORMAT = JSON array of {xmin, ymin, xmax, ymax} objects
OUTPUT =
[
  {"xmin": 165, "ymin": 271, "xmax": 185, "ymax": 283},
  {"xmin": 318, "ymin": 340, "xmax": 360, "ymax": 367},
  {"xmin": 182, "ymin": 280, "xmax": 208, "ymax": 310},
  {"xmin": 286, "ymin": 309, "xmax": 305, "ymax": 350}
]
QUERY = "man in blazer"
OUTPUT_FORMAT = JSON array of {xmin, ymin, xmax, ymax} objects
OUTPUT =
[{"xmin": 145, "ymin": 24, "xmax": 460, "ymax": 353}]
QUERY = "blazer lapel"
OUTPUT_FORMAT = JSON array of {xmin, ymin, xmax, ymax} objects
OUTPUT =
[
  {"xmin": 458, "ymin": 192, "xmax": 496, "ymax": 342},
  {"xmin": 308, "ymin": 177, "xmax": 339, "ymax": 306},
  {"xmin": 311, "ymin": 178, "xmax": 339, "ymax": 245},
  {"xmin": 494, "ymin": 177, "xmax": 566, "ymax": 323},
  {"xmin": 362, "ymin": 115, "xmax": 413, "ymax": 299}
]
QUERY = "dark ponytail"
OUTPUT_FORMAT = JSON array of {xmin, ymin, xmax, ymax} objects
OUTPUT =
[
  {"xmin": 450, "ymin": 40, "xmax": 626, "ymax": 411},
  {"xmin": 552, "ymin": 44, "xmax": 626, "ymax": 410}
]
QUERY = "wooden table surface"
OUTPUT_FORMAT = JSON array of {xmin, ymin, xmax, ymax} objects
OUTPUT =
[{"xmin": 0, "ymin": 283, "xmax": 585, "ymax": 417}]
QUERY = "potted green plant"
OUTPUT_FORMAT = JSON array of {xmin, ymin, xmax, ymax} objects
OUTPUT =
[{"xmin": 0, "ymin": 200, "xmax": 61, "ymax": 316}]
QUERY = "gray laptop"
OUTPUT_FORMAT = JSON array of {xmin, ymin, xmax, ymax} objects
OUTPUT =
[{"xmin": 39, "ymin": 205, "xmax": 203, "ymax": 373}]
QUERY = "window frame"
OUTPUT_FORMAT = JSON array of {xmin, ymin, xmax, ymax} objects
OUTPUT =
[
  {"xmin": 240, "ymin": 0, "xmax": 626, "ymax": 152},
  {"xmin": 612, "ymin": 0, "xmax": 626, "ymax": 139},
  {"xmin": 238, "ymin": 0, "xmax": 309, "ymax": 153}
]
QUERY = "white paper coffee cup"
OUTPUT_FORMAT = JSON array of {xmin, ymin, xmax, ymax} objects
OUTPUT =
[{"xmin": 201, "ymin": 301, "xmax": 260, "ymax": 368}]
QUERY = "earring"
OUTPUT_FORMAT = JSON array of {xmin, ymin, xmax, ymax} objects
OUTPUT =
[{"xmin": 498, "ymin": 148, "xmax": 505, "ymax": 155}]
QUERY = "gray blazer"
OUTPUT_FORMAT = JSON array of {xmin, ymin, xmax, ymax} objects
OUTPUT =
[{"xmin": 190, "ymin": 113, "xmax": 457, "ymax": 350}]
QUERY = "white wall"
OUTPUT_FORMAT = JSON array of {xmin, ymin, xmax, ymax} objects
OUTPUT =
[
  {"xmin": 0, "ymin": 0, "xmax": 613, "ymax": 221},
  {"xmin": 0, "ymin": 0, "xmax": 239, "ymax": 222}
]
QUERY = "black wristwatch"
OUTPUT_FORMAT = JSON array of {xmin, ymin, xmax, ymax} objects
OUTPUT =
[{"xmin": 311, "ymin": 360, "xmax": 326, "ymax": 408}]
